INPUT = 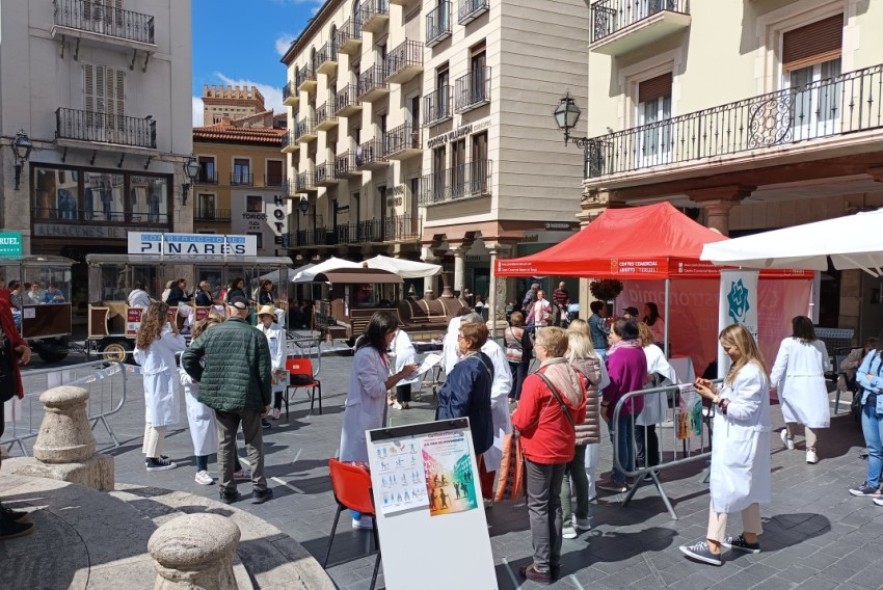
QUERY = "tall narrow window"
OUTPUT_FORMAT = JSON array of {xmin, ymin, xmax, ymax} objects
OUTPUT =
[
  {"xmin": 266, "ymin": 160, "xmax": 284, "ymax": 187},
  {"xmin": 197, "ymin": 156, "xmax": 216, "ymax": 183},
  {"xmin": 432, "ymin": 146, "xmax": 446, "ymax": 202},
  {"xmin": 637, "ymin": 72, "xmax": 672, "ymax": 167},
  {"xmin": 197, "ymin": 194, "xmax": 215, "ymax": 220},
  {"xmin": 451, "ymin": 139, "xmax": 466, "ymax": 198},
  {"xmin": 471, "ymin": 131, "xmax": 488, "ymax": 195},
  {"xmin": 233, "ymin": 159, "xmax": 251, "ymax": 185},
  {"xmin": 84, "ymin": 64, "xmax": 126, "ymax": 142},
  {"xmin": 470, "ymin": 41, "xmax": 487, "ymax": 104}
]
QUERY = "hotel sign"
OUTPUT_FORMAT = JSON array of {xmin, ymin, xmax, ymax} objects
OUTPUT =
[
  {"xmin": 426, "ymin": 117, "xmax": 491, "ymax": 149},
  {"xmin": 128, "ymin": 232, "xmax": 257, "ymax": 257}
]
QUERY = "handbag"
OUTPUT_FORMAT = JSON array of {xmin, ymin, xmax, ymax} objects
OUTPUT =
[{"xmin": 494, "ymin": 431, "xmax": 525, "ymax": 503}]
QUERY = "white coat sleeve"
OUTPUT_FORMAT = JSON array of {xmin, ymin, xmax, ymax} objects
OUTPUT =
[
  {"xmin": 486, "ymin": 343, "xmax": 513, "ymax": 408},
  {"xmin": 816, "ymin": 340, "xmax": 831, "ymax": 372},
  {"xmin": 356, "ymin": 349, "xmax": 389, "ymax": 400},
  {"xmin": 724, "ymin": 364, "xmax": 766, "ymax": 422},
  {"xmin": 769, "ymin": 339, "xmax": 789, "ymax": 387}
]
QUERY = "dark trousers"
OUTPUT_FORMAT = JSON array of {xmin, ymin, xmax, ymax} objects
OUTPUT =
[
  {"xmin": 396, "ymin": 383, "xmax": 412, "ymax": 403},
  {"xmin": 635, "ymin": 424, "xmax": 659, "ymax": 468},
  {"xmin": 509, "ymin": 361, "xmax": 530, "ymax": 401},
  {"xmin": 525, "ymin": 459, "xmax": 566, "ymax": 574},
  {"xmin": 273, "ymin": 391, "xmax": 283, "ymax": 410},
  {"xmin": 215, "ymin": 409, "xmax": 266, "ymax": 494}
]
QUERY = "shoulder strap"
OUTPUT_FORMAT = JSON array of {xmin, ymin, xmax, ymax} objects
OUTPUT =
[
  {"xmin": 474, "ymin": 354, "xmax": 493, "ymax": 382},
  {"xmin": 535, "ymin": 371, "xmax": 577, "ymax": 430}
]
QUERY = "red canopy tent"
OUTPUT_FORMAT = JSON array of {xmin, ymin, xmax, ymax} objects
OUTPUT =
[{"xmin": 496, "ymin": 201, "xmax": 730, "ymax": 279}]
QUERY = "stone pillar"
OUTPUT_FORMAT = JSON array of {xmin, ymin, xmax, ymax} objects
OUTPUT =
[
  {"xmin": 487, "ymin": 243, "xmax": 513, "ymax": 338},
  {"xmin": 688, "ymin": 185, "xmax": 754, "ymax": 236},
  {"xmin": 421, "ymin": 245, "xmax": 440, "ymax": 295},
  {"xmin": 148, "ymin": 513, "xmax": 241, "ymax": 590},
  {"xmin": 451, "ymin": 244, "xmax": 469, "ymax": 296},
  {"xmin": 5, "ymin": 386, "xmax": 114, "ymax": 491}
]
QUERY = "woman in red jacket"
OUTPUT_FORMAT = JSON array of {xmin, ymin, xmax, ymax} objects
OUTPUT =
[{"xmin": 512, "ymin": 327, "xmax": 586, "ymax": 584}]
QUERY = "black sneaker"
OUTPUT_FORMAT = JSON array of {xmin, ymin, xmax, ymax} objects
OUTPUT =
[
  {"xmin": 722, "ymin": 534, "xmax": 760, "ymax": 554},
  {"xmin": 252, "ymin": 488, "xmax": 273, "ymax": 505},
  {"xmin": 849, "ymin": 482, "xmax": 881, "ymax": 497},
  {"xmin": 145, "ymin": 457, "xmax": 177, "ymax": 472},
  {"xmin": 0, "ymin": 516, "xmax": 34, "ymax": 540},
  {"xmin": 219, "ymin": 489, "xmax": 241, "ymax": 505},
  {"xmin": 0, "ymin": 503, "xmax": 29, "ymax": 522},
  {"xmin": 261, "ymin": 418, "xmax": 272, "ymax": 430},
  {"xmin": 679, "ymin": 541, "xmax": 723, "ymax": 566}
]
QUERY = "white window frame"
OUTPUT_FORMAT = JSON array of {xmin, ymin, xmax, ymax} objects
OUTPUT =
[{"xmin": 232, "ymin": 156, "xmax": 252, "ymax": 185}]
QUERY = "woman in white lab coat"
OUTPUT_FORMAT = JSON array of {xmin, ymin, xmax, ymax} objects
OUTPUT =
[
  {"xmin": 390, "ymin": 328, "xmax": 420, "ymax": 410},
  {"xmin": 257, "ymin": 305, "xmax": 289, "ymax": 421},
  {"xmin": 680, "ymin": 323, "xmax": 771, "ymax": 567},
  {"xmin": 134, "ymin": 302, "xmax": 186, "ymax": 472},
  {"xmin": 770, "ymin": 316, "xmax": 831, "ymax": 464}
]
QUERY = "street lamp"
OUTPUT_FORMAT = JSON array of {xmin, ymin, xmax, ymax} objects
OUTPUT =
[
  {"xmin": 12, "ymin": 129, "xmax": 33, "ymax": 191},
  {"xmin": 553, "ymin": 92, "xmax": 604, "ymax": 177},
  {"xmin": 181, "ymin": 153, "xmax": 199, "ymax": 205},
  {"xmin": 554, "ymin": 92, "xmax": 582, "ymax": 146},
  {"xmin": 298, "ymin": 195, "xmax": 310, "ymax": 214}
]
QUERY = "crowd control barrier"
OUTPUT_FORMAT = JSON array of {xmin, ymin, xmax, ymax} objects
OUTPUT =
[
  {"xmin": 3, "ymin": 360, "xmax": 127, "ymax": 456},
  {"xmin": 609, "ymin": 380, "xmax": 723, "ymax": 520}
]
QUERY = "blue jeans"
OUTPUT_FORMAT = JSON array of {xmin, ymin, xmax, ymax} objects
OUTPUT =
[
  {"xmin": 862, "ymin": 404, "xmax": 883, "ymax": 488},
  {"xmin": 611, "ymin": 415, "xmax": 635, "ymax": 484}
]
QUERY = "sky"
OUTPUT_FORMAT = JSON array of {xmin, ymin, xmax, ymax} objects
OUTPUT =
[{"xmin": 191, "ymin": 0, "xmax": 325, "ymax": 126}]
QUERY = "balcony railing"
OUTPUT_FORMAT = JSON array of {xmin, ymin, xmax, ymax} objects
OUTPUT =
[
  {"xmin": 315, "ymin": 102, "xmax": 338, "ymax": 130},
  {"xmin": 426, "ymin": 1, "xmax": 452, "ymax": 47},
  {"xmin": 335, "ymin": 17, "xmax": 362, "ymax": 54},
  {"xmin": 315, "ymin": 41, "xmax": 338, "ymax": 75},
  {"xmin": 454, "ymin": 67, "xmax": 490, "ymax": 113},
  {"xmin": 356, "ymin": 139, "xmax": 386, "ymax": 169},
  {"xmin": 55, "ymin": 108, "xmax": 157, "ymax": 149},
  {"xmin": 231, "ymin": 172, "xmax": 253, "ymax": 186},
  {"xmin": 583, "ymin": 62, "xmax": 883, "ymax": 179},
  {"xmin": 420, "ymin": 160, "xmax": 492, "ymax": 205},
  {"xmin": 294, "ymin": 116, "xmax": 317, "ymax": 141},
  {"xmin": 283, "ymin": 81, "xmax": 299, "ymax": 106},
  {"xmin": 195, "ymin": 171, "xmax": 218, "ymax": 185},
  {"xmin": 195, "ymin": 209, "xmax": 231, "ymax": 222},
  {"xmin": 458, "ymin": 0, "xmax": 489, "ymax": 25},
  {"xmin": 357, "ymin": 65, "xmax": 389, "ymax": 100},
  {"xmin": 298, "ymin": 170, "xmax": 318, "ymax": 191},
  {"xmin": 32, "ymin": 207, "xmax": 170, "ymax": 225},
  {"xmin": 385, "ymin": 39, "xmax": 423, "ymax": 84},
  {"xmin": 292, "ymin": 227, "xmax": 337, "ymax": 247},
  {"xmin": 53, "ymin": 0, "xmax": 155, "ymax": 45},
  {"xmin": 282, "ymin": 130, "xmax": 300, "ymax": 152},
  {"xmin": 264, "ymin": 175, "xmax": 286, "ymax": 188},
  {"xmin": 336, "ymin": 151, "xmax": 361, "ymax": 177},
  {"xmin": 297, "ymin": 64, "xmax": 317, "ymax": 91},
  {"xmin": 382, "ymin": 214, "xmax": 420, "ymax": 241},
  {"xmin": 382, "ymin": 123, "xmax": 421, "ymax": 159},
  {"xmin": 335, "ymin": 84, "xmax": 362, "ymax": 116},
  {"xmin": 591, "ymin": 0, "xmax": 688, "ymax": 43},
  {"xmin": 315, "ymin": 163, "xmax": 339, "ymax": 185},
  {"xmin": 423, "ymin": 85, "xmax": 453, "ymax": 126},
  {"xmin": 359, "ymin": 0, "xmax": 390, "ymax": 33}
]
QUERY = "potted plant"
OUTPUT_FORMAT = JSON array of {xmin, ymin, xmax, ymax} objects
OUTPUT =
[{"xmin": 589, "ymin": 279, "xmax": 624, "ymax": 314}]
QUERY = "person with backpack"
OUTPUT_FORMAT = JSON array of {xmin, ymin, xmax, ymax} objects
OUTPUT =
[{"xmin": 850, "ymin": 332, "xmax": 883, "ymax": 500}]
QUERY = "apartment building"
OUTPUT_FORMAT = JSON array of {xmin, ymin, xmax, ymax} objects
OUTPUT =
[
  {"xmin": 0, "ymin": 0, "xmax": 193, "ymax": 257},
  {"xmin": 582, "ymin": 0, "xmax": 883, "ymax": 334},
  {"xmin": 281, "ymin": 0, "xmax": 590, "ymax": 314},
  {"xmin": 192, "ymin": 86, "xmax": 290, "ymax": 256}
]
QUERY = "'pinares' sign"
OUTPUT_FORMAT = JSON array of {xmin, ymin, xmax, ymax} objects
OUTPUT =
[{"xmin": 128, "ymin": 232, "xmax": 257, "ymax": 257}]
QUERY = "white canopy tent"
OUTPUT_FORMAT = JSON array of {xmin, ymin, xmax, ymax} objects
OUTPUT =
[
  {"xmin": 291, "ymin": 257, "xmax": 362, "ymax": 283},
  {"xmin": 363, "ymin": 254, "xmax": 442, "ymax": 279},
  {"xmin": 259, "ymin": 262, "xmax": 315, "ymax": 283},
  {"xmin": 700, "ymin": 208, "xmax": 883, "ymax": 277}
]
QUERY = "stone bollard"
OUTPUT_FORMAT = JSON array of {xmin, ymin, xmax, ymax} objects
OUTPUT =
[
  {"xmin": 4, "ymin": 385, "xmax": 114, "ymax": 491},
  {"xmin": 149, "ymin": 513, "xmax": 241, "ymax": 590}
]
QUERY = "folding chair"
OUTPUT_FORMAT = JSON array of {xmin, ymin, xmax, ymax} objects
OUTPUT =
[
  {"xmin": 324, "ymin": 459, "xmax": 381, "ymax": 590},
  {"xmin": 285, "ymin": 357, "xmax": 322, "ymax": 417}
]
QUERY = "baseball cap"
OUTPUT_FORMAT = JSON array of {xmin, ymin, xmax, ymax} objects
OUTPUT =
[
  {"xmin": 623, "ymin": 306, "xmax": 639, "ymax": 317},
  {"xmin": 227, "ymin": 295, "xmax": 248, "ymax": 310}
]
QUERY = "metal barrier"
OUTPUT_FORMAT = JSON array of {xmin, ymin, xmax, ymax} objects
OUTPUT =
[
  {"xmin": 609, "ymin": 379, "xmax": 723, "ymax": 519},
  {"xmin": 3, "ymin": 360, "xmax": 127, "ymax": 456}
]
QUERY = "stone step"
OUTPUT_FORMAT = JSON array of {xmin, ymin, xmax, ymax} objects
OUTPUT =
[{"xmin": 0, "ymin": 475, "xmax": 333, "ymax": 590}]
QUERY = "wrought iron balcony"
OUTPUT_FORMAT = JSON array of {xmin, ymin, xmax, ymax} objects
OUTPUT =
[
  {"xmin": 296, "ymin": 64, "xmax": 317, "ymax": 92},
  {"xmin": 420, "ymin": 160, "xmax": 492, "ymax": 205},
  {"xmin": 583, "ymin": 63, "xmax": 883, "ymax": 180},
  {"xmin": 356, "ymin": 139, "xmax": 387, "ymax": 170},
  {"xmin": 315, "ymin": 101, "xmax": 338, "ymax": 131},
  {"xmin": 195, "ymin": 171, "xmax": 218, "ymax": 185},
  {"xmin": 282, "ymin": 130, "xmax": 300, "ymax": 153},
  {"xmin": 381, "ymin": 214, "xmax": 420, "ymax": 242},
  {"xmin": 52, "ymin": 0, "xmax": 155, "ymax": 46},
  {"xmin": 458, "ymin": 0, "xmax": 489, "ymax": 25},
  {"xmin": 423, "ymin": 85, "xmax": 453, "ymax": 127},
  {"xmin": 357, "ymin": 65, "xmax": 389, "ymax": 101},
  {"xmin": 298, "ymin": 170, "xmax": 318, "ymax": 192},
  {"xmin": 195, "ymin": 209, "xmax": 231, "ymax": 222},
  {"xmin": 230, "ymin": 172, "xmax": 253, "ymax": 186},
  {"xmin": 385, "ymin": 40, "xmax": 423, "ymax": 84},
  {"xmin": 283, "ymin": 81, "xmax": 299, "ymax": 107},
  {"xmin": 382, "ymin": 123, "xmax": 421, "ymax": 160},
  {"xmin": 426, "ymin": 1, "xmax": 452, "ymax": 47},
  {"xmin": 264, "ymin": 175, "xmax": 287, "ymax": 188},
  {"xmin": 335, "ymin": 151, "xmax": 361, "ymax": 178},
  {"xmin": 315, "ymin": 163, "xmax": 339, "ymax": 186},
  {"xmin": 454, "ymin": 67, "xmax": 490, "ymax": 113},
  {"xmin": 315, "ymin": 41, "xmax": 338, "ymax": 76},
  {"xmin": 335, "ymin": 85, "xmax": 362, "ymax": 117},
  {"xmin": 590, "ymin": 0, "xmax": 690, "ymax": 55},
  {"xmin": 32, "ymin": 207, "xmax": 169, "ymax": 225},
  {"xmin": 294, "ymin": 116, "xmax": 317, "ymax": 142},
  {"xmin": 292, "ymin": 226, "xmax": 337, "ymax": 247},
  {"xmin": 55, "ymin": 108, "xmax": 156, "ymax": 150},
  {"xmin": 335, "ymin": 17, "xmax": 362, "ymax": 55},
  {"xmin": 360, "ymin": 0, "xmax": 390, "ymax": 34}
]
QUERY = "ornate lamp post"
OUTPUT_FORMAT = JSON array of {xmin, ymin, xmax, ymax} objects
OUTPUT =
[
  {"xmin": 181, "ymin": 154, "xmax": 199, "ymax": 205},
  {"xmin": 12, "ymin": 129, "xmax": 33, "ymax": 191}
]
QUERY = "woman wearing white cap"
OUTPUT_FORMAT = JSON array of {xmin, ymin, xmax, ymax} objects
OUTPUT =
[{"xmin": 257, "ymin": 304, "xmax": 288, "ymax": 421}]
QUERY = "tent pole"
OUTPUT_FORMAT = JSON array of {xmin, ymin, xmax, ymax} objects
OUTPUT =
[{"xmin": 663, "ymin": 278, "xmax": 671, "ymax": 358}]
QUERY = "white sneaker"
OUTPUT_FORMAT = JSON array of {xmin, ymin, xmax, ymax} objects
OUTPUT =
[
  {"xmin": 806, "ymin": 450, "xmax": 819, "ymax": 464},
  {"xmin": 392, "ymin": 401, "xmax": 403, "ymax": 410},
  {"xmin": 574, "ymin": 516, "xmax": 591, "ymax": 531},
  {"xmin": 270, "ymin": 408, "xmax": 281, "ymax": 420},
  {"xmin": 351, "ymin": 517, "xmax": 374, "ymax": 530},
  {"xmin": 562, "ymin": 525, "xmax": 577, "ymax": 539},
  {"xmin": 780, "ymin": 430, "xmax": 795, "ymax": 450},
  {"xmin": 872, "ymin": 496, "xmax": 883, "ymax": 507},
  {"xmin": 194, "ymin": 470, "xmax": 214, "ymax": 485}
]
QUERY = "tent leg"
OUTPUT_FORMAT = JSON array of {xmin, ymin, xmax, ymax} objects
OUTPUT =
[{"xmin": 663, "ymin": 278, "xmax": 671, "ymax": 357}]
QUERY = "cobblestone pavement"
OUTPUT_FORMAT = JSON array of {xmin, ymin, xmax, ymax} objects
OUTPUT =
[{"xmin": 16, "ymin": 349, "xmax": 883, "ymax": 590}]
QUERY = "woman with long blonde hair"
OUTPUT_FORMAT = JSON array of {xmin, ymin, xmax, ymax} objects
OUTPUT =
[
  {"xmin": 680, "ymin": 323, "xmax": 771, "ymax": 566},
  {"xmin": 134, "ymin": 302, "xmax": 186, "ymax": 472}
]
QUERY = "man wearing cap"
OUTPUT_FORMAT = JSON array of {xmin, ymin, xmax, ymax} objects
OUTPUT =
[
  {"xmin": 256, "ymin": 304, "xmax": 288, "ymax": 422},
  {"xmin": 182, "ymin": 295, "xmax": 273, "ymax": 505}
]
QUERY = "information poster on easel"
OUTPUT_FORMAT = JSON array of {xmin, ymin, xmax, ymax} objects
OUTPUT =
[{"xmin": 366, "ymin": 418, "xmax": 498, "ymax": 590}]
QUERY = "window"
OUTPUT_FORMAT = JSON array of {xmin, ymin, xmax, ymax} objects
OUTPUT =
[
  {"xmin": 197, "ymin": 193, "xmax": 215, "ymax": 219},
  {"xmin": 233, "ymin": 158, "xmax": 251, "ymax": 185},
  {"xmin": 247, "ymin": 196, "xmax": 263, "ymax": 213},
  {"xmin": 83, "ymin": 64, "xmax": 126, "ymax": 141},
  {"xmin": 471, "ymin": 131, "xmax": 488, "ymax": 194},
  {"xmin": 637, "ymin": 72, "xmax": 672, "ymax": 167},
  {"xmin": 197, "ymin": 156, "xmax": 216, "ymax": 183},
  {"xmin": 84, "ymin": 172, "xmax": 124, "ymax": 221},
  {"xmin": 266, "ymin": 160, "xmax": 284, "ymax": 187},
  {"xmin": 437, "ymin": 64, "xmax": 450, "ymax": 117},
  {"xmin": 451, "ymin": 139, "xmax": 466, "ymax": 197},
  {"xmin": 248, "ymin": 232, "xmax": 263, "ymax": 249},
  {"xmin": 470, "ymin": 42, "xmax": 487, "ymax": 104},
  {"xmin": 432, "ymin": 146, "xmax": 446, "ymax": 201},
  {"xmin": 783, "ymin": 14, "xmax": 843, "ymax": 140}
]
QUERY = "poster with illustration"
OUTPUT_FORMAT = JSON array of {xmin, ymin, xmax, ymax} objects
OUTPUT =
[
  {"xmin": 375, "ymin": 438, "xmax": 430, "ymax": 517},
  {"xmin": 676, "ymin": 383, "xmax": 703, "ymax": 441},
  {"xmin": 423, "ymin": 430, "xmax": 478, "ymax": 517}
]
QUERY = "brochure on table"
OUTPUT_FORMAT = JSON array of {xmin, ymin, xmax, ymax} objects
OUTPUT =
[{"xmin": 366, "ymin": 418, "xmax": 497, "ymax": 590}]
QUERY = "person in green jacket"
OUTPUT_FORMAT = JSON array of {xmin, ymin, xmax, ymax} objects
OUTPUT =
[{"xmin": 182, "ymin": 295, "xmax": 273, "ymax": 505}]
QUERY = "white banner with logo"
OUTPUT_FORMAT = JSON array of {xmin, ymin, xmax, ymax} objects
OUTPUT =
[
  {"xmin": 718, "ymin": 269, "xmax": 759, "ymax": 379},
  {"xmin": 127, "ymin": 232, "xmax": 257, "ymax": 257}
]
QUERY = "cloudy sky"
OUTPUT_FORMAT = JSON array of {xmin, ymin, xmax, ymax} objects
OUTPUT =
[{"xmin": 192, "ymin": 0, "xmax": 323, "ymax": 125}]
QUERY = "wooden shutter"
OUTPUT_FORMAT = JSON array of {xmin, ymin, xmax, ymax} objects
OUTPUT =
[
  {"xmin": 638, "ymin": 73, "xmax": 672, "ymax": 104},
  {"xmin": 84, "ymin": 64, "xmax": 95, "ymax": 112},
  {"xmin": 783, "ymin": 14, "xmax": 843, "ymax": 71}
]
